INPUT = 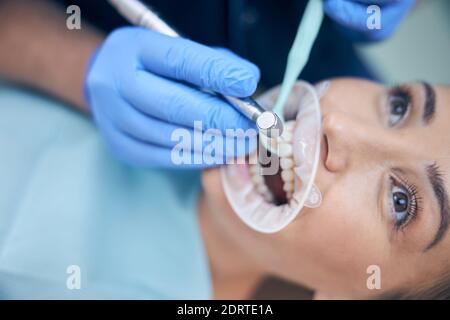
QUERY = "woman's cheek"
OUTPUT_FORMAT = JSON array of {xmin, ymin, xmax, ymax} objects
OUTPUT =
[
  {"xmin": 306, "ymin": 188, "xmax": 363, "ymax": 256},
  {"xmin": 321, "ymin": 180, "xmax": 384, "ymax": 247},
  {"xmin": 299, "ymin": 182, "xmax": 384, "ymax": 269}
]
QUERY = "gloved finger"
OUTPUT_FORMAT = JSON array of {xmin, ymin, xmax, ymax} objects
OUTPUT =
[
  {"xmin": 136, "ymin": 29, "xmax": 260, "ymax": 97},
  {"xmin": 95, "ymin": 95, "xmax": 256, "ymax": 157},
  {"xmin": 120, "ymin": 69, "xmax": 257, "ymax": 133},
  {"xmin": 324, "ymin": 0, "xmax": 414, "ymax": 40},
  {"xmin": 212, "ymin": 47, "xmax": 260, "ymax": 75},
  {"xmin": 95, "ymin": 111, "xmax": 218, "ymax": 168},
  {"xmin": 94, "ymin": 92, "xmax": 190, "ymax": 149}
]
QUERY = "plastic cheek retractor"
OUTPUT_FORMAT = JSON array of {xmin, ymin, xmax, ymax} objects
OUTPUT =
[{"xmin": 220, "ymin": 81, "xmax": 324, "ymax": 233}]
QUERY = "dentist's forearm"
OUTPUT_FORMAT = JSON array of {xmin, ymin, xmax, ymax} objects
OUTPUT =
[{"xmin": 0, "ymin": 0, "xmax": 104, "ymax": 112}]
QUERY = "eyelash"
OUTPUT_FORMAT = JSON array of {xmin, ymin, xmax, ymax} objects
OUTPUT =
[{"xmin": 390, "ymin": 175, "xmax": 422, "ymax": 231}]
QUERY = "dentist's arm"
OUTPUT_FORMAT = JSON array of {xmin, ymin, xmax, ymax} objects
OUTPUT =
[
  {"xmin": 85, "ymin": 27, "xmax": 259, "ymax": 168},
  {"xmin": 0, "ymin": 0, "xmax": 103, "ymax": 112},
  {"xmin": 0, "ymin": 0, "xmax": 260, "ymax": 168}
]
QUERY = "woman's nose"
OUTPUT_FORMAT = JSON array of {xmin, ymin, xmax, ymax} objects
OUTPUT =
[{"xmin": 322, "ymin": 111, "xmax": 384, "ymax": 173}]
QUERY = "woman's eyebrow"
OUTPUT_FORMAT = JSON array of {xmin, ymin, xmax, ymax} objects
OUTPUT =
[
  {"xmin": 425, "ymin": 163, "xmax": 449, "ymax": 251},
  {"xmin": 422, "ymin": 82, "xmax": 436, "ymax": 124}
]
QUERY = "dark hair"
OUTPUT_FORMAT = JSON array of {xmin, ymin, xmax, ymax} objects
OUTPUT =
[{"xmin": 382, "ymin": 272, "xmax": 450, "ymax": 300}]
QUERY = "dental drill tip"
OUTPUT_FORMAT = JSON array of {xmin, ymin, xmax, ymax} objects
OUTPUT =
[
  {"xmin": 256, "ymin": 111, "xmax": 276, "ymax": 131},
  {"xmin": 256, "ymin": 112, "xmax": 284, "ymax": 138}
]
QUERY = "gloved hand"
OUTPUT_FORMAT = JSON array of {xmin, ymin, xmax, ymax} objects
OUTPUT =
[
  {"xmin": 85, "ymin": 27, "xmax": 260, "ymax": 168},
  {"xmin": 324, "ymin": 0, "xmax": 415, "ymax": 41}
]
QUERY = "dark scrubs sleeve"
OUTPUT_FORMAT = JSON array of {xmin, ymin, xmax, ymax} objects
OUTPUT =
[
  {"xmin": 229, "ymin": 0, "xmax": 377, "ymax": 86},
  {"xmin": 53, "ymin": 0, "xmax": 377, "ymax": 87}
]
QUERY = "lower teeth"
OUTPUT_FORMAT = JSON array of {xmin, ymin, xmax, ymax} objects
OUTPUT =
[{"xmin": 250, "ymin": 162, "xmax": 274, "ymax": 202}]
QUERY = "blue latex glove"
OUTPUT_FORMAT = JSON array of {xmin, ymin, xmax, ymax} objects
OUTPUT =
[
  {"xmin": 324, "ymin": 0, "xmax": 415, "ymax": 41},
  {"xmin": 85, "ymin": 27, "xmax": 260, "ymax": 168}
]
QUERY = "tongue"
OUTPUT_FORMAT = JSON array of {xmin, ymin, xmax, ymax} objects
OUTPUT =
[{"xmin": 263, "ymin": 172, "xmax": 287, "ymax": 205}]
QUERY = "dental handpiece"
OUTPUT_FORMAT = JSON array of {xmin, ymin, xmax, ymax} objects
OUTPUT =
[{"xmin": 107, "ymin": 0, "xmax": 284, "ymax": 138}]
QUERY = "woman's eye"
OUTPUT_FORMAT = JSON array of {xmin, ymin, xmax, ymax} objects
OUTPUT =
[
  {"xmin": 390, "ymin": 180, "xmax": 419, "ymax": 230},
  {"xmin": 388, "ymin": 87, "xmax": 412, "ymax": 126},
  {"xmin": 391, "ymin": 185, "xmax": 410, "ymax": 228}
]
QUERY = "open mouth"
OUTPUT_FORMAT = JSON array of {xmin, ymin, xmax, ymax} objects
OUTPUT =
[
  {"xmin": 220, "ymin": 81, "xmax": 325, "ymax": 233},
  {"xmin": 248, "ymin": 120, "xmax": 298, "ymax": 206}
]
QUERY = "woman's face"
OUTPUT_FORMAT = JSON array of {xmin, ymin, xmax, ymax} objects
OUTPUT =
[{"xmin": 201, "ymin": 78, "xmax": 450, "ymax": 298}]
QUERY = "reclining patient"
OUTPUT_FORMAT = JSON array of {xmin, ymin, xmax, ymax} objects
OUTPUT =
[{"xmin": 1, "ymin": 78, "xmax": 449, "ymax": 299}]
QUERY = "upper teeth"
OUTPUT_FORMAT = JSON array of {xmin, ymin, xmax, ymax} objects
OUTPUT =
[
  {"xmin": 280, "ymin": 158, "xmax": 294, "ymax": 169},
  {"xmin": 249, "ymin": 120, "xmax": 297, "ymax": 202},
  {"xmin": 281, "ymin": 170, "xmax": 294, "ymax": 181},
  {"xmin": 278, "ymin": 144, "xmax": 293, "ymax": 157},
  {"xmin": 277, "ymin": 121, "xmax": 296, "ymax": 199}
]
